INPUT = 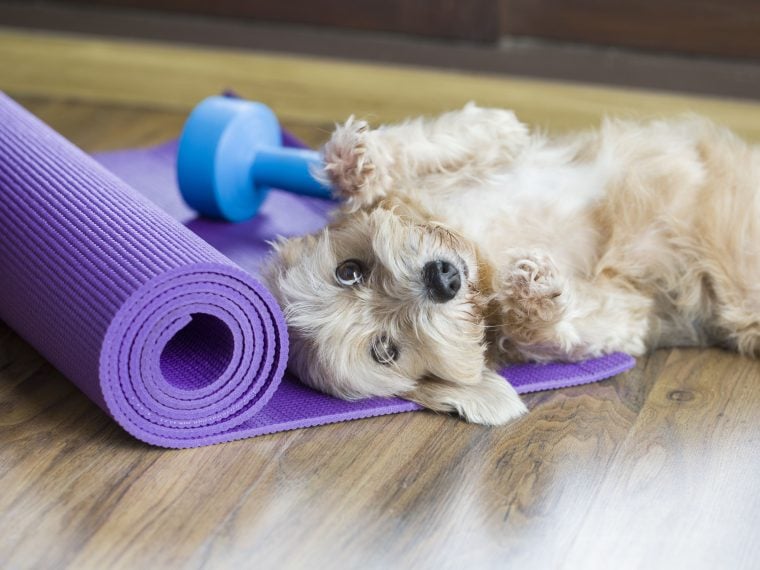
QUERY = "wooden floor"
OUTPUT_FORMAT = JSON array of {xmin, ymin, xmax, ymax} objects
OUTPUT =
[{"xmin": 1, "ymin": 29, "xmax": 760, "ymax": 570}]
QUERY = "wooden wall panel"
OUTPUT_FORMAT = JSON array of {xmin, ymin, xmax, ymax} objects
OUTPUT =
[
  {"xmin": 27, "ymin": 0, "xmax": 760, "ymax": 58},
  {"xmin": 69, "ymin": 0, "xmax": 501, "ymax": 42},
  {"xmin": 500, "ymin": 0, "xmax": 760, "ymax": 59}
]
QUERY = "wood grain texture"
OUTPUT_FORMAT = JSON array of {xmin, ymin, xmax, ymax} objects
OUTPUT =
[{"xmin": 1, "ymin": 32, "xmax": 760, "ymax": 569}]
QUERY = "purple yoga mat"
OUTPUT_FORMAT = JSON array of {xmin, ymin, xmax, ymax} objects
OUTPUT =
[{"xmin": 0, "ymin": 94, "xmax": 634, "ymax": 448}]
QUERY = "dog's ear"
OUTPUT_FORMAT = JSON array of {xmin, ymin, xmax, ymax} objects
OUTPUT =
[
  {"xmin": 375, "ymin": 195, "xmax": 432, "ymax": 226},
  {"xmin": 262, "ymin": 234, "xmax": 317, "ymax": 305},
  {"xmin": 405, "ymin": 369, "xmax": 527, "ymax": 426},
  {"xmin": 267, "ymin": 235, "xmax": 314, "ymax": 270}
]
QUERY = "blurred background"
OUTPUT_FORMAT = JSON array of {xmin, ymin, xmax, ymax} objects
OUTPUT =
[{"xmin": 2, "ymin": 0, "xmax": 759, "ymax": 99}]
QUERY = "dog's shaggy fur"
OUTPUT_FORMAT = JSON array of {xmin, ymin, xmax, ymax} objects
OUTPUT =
[{"xmin": 264, "ymin": 104, "xmax": 760, "ymax": 425}]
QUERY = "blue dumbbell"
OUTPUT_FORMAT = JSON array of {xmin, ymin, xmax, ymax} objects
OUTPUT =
[{"xmin": 177, "ymin": 96, "xmax": 333, "ymax": 222}]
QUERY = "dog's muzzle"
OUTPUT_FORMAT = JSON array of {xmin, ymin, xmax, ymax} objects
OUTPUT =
[{"xmin": 423, "ymin": 260, "xmax": 462, "ymax": 302}]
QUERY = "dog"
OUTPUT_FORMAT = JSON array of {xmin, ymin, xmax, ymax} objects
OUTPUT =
[{"xmin": 263, "ymin": 103, "xmax": 760, "ymax": 425}]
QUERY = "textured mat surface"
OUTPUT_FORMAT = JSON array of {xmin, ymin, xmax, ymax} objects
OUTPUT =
[{"xmin": 0, "ymin": 94, "xmax": 635, "ymax": 447}]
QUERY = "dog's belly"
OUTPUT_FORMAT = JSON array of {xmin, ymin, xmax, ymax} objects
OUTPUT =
[{"xmin": 423, "ymin": 155, "xmax": 609, "ymax": 275}]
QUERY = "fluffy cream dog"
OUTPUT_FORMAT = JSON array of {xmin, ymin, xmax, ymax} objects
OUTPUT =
[{"xmin": 264, "ymin": 104, "xmax": 760, "ymax": 425}]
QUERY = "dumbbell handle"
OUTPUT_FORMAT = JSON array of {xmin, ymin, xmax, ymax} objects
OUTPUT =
[
  {"xmin": 178, "ymin": 96, "xmax": 339, "ymax": 221},
  {"xmin": 252, "ymin": 147, "xmax": 331, "ymax": 199}
]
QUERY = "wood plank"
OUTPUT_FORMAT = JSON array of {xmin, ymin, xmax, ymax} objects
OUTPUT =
[
  {"xmin": 11, "ymin": 96, "xmax": 332, "ymax": 152},
  {"xmin": 501, "ymin": 0, "xmax": 760, "ymax": 60},
  {"xmin": 2, "ymin": 29, "xmax": 760, "ymax": 142},
  {"xmin": 68, "ymin": 0, "xmax": 501, "ymax": 42},
  {"xmin": 564, "ymin": 349, "xmax": 760, "ymax": 568}
]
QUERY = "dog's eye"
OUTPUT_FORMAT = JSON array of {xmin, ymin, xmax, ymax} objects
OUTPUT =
[
  {"xmin": 335, "ymin": 259, "xmax": 365, "ymax": 286},
  {"xmin": 370, "ymin": 335, "xmax": 399, "ymax": 366}
]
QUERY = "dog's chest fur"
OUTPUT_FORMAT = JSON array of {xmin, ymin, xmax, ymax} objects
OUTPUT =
[{"xmin": 404, "ymin": 140, "xmax": 614, "ymax": 279}]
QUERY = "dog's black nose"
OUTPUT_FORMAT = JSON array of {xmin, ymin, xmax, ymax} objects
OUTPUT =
[{"xmin": 423, "ymin": 260, "xmax": 461, "ymax": 302}]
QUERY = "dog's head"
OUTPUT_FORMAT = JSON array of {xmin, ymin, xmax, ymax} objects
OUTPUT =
[{"xmin": 264, "ymin": 200, "xmax": 526, "ymax": 425}]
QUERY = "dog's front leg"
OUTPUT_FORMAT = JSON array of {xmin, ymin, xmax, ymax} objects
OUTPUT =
[
  {"xmin": 496, "ymin": 251, "xmax": 652, "ymax": 361},
  {"xmin": 407, "ymin": 368, "xmax": 528, "ymax": 426},
  {"xmin": 322, "ymin": 104, "xmax": 529, "ymax": 210}
]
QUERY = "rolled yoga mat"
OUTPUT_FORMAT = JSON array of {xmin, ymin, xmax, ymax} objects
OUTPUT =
[{"xmin": 0, "ymin": 93, "xmax": 635, "ymax": 448}]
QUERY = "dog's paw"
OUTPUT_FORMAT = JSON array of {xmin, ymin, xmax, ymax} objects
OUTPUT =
[
  {"xmin": 458, "ymin": 103, "xmax": 530, "ymax": 161},
  {"xmin": 406, "ymin": 369, "xmax": 528, "ymax": 426},
  {"xmin": 455, "ymin": 370, "xmax": 528, "ymax": 426},
  {"xmin": 499, "ymin": 252, "xmax": 567, "ymax": 346},
  {"xmin": 322, "ymin": 117, "xmax": 391, "ymax": 206}
]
